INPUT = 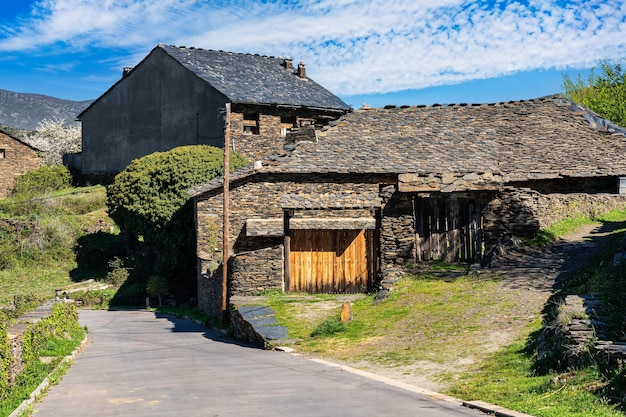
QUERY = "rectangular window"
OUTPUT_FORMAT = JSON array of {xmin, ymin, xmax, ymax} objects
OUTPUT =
[
  {"xmin": 243, "ymin": 113, "xmax": 260, "ymax": 135},
  {"xmin": 0, "ymin": 149, "xmax": 5, "ymax": 159},
  {"xmin": 280, "ymin": 116, "xmax": 296, "ymax": 137}
]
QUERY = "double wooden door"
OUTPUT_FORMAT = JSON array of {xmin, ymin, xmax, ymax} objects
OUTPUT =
[{"xmin": 289, "ymin": 229, "xmax": 373, "ymax": 293}]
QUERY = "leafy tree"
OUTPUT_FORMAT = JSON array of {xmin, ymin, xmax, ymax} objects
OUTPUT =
[
  {"xmin": 562, "ymin": 60, "xmax": 626, "ymax": 127},
  {"xmin": 106, "ymin": 145, "xmax": 248, "ymax": 275},
  {"xmin": 147, "ymin": 275, "xmax": 169, "ymax": 307}
]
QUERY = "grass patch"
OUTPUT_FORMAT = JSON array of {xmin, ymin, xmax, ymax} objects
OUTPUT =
[
  {"xmin": 0, "ymin": 186, "xmax": 116, "ymax": 310},
  {"xmin": 448, "ymin": 331, "xmax": 623, "ymax": 417},
  {"xmin": 271, "ymin": 274, "xmax": 523, "ymax": 371}
]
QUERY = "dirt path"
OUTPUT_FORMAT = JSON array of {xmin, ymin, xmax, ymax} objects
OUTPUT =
[{"xmin": 326, "ymin": 222, "xmax": 623, "ymax": 392}]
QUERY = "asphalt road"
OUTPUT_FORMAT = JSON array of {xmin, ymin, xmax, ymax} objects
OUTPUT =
[{"xmin": 33, "ymin": 309, "xmax": 485, "ymax": 417}]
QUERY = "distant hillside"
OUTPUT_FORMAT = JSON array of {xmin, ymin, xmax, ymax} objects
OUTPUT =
[{"xmin": 0, "ymin": 89, "xmax": 93, "ymax": 130}]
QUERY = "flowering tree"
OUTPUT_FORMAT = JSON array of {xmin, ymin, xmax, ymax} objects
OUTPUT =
[{"xmin": 24, "ymin": 119, "xmax": 81, "ymax": 166}]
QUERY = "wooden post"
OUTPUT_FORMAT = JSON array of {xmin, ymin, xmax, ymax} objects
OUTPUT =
[
  {"xmin": 222, "ymin": 103, "xmax": 231, "ymax": 324},
  {"xmin": 283, "ymin": 209, "xmax": 292, "ymax": 292}
]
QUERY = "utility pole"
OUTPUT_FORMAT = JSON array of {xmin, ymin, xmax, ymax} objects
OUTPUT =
[{"xmin": 222, "ymin": 103, "xmax": 231, "ymax": 325}]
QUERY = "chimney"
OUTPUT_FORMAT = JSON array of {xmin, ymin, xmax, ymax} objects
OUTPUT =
[
  {"xmin": 122, "ymin": 67, "xmax": 133, "ymax": 77},
  {"xmin": 297, "ymin": 62, "xmax": 306, "ymax": 79},
  {"xmin": 282, "ymin": 57, "xmax": 293, "ymax": 70}
]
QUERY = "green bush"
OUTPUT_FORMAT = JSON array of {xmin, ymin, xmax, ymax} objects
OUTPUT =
[
  {"xmin": 105, "ymin": 257, "xmax": 130, "ymax": 287},
  {"xmin": 12, "ymin": 165, "xmax": 71, "ymax": 197},
  {"xmin": 147, "ymin": 275, "xmax": 168, "ymax": 306},
  {"xmin": 22, "ymin": 303, "xmax": 82, "ymax": 365},
  {"xmin": 106, "ymin": 145, "xmax": 248, "ymax": 274},
  {"xmin": 0, "ymin": 312, "xmax": 9, "ymax": 399},
  {"xmin": 1, "ymin": 303, "xmax": 84, "ymax": 414}
]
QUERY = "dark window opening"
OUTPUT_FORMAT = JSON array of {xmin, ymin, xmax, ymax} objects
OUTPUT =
[
  {"xmin": 243, "ymin": 113, "xmax": 260, "ymax": 135},
  {"xmin": 280, "ymin": 115, "xmax": 296, "ymax": 137}
]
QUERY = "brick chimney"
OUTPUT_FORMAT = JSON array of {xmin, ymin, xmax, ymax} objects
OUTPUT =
[
  {"xmin": 297, "ymin": 62, "xmax": 306, "ymax": 79},
  {"xmin": 282, "ymin": 57, "xmax": 293, "ymax": 70}
]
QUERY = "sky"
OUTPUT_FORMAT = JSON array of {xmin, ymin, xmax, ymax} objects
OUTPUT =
[{"xmin": 0, "ymin": 0, "xmax": 625, "ymax": 109}]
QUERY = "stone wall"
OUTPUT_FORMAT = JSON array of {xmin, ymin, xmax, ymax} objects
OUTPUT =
[
  {"xmin": 195, "ymin": 173, "xmax": 383, "ymax": 316},
  {"xmin": 195, "ymin": 173, "xmax": 626, "ymax": 319},
  {"xmin": 484, "ymin": 187, "xmax": 626, "ymax": 241},
  {"xmin": 230, "ymin": 112, "xmax": 284, "ymax": 162},
  {"xmin": 379, "ymin": 185, "xmax": 415, "ymax": 269},
  {"xmin": 0, "ymin": 132, "xmax": 40, "ymax": 198}
]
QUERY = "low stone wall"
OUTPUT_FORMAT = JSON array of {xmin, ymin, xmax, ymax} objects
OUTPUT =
[{"xmin": 485, "ymin": 189, "xmax": 626, "ymax": 241}]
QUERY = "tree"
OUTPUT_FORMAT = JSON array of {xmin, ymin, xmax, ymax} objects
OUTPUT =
[
  {"xmin": 147, "ymin": 275, "xmax": 168, "ymax": 307},
  {"xmin": 106, "ymin": 145, "xmax": 248, "ymax": 275},
  {"xmin": 23, "ymin": 119, "xmax": 81, "ymax": 166},
  {"xmin": 562, "ymin": 60, "xmax": 626, "ymax": 128}
]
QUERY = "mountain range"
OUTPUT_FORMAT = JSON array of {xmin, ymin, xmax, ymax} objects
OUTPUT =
[{"xmin": 0, "ymin": 89, "xmax": 93, "ymax": 131}]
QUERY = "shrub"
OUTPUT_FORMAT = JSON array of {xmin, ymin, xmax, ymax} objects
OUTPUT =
[
  {"xmin": 0, "ymin": 312, "xmax": 9, "ymax": 399},
  {"xmin": 105, "ymin": 257, "xmax": 130, "ymax": 287},
  {"xmin": 106, "ymin": 145, "xmax": 248, "ymax": 274},
  {"xmin": 12, "ymin": 165, "xmax": 71, "ymax": 197},
  {"xmin": 147, "ymin": 275, "xmax": 169, "ymax": 306}
]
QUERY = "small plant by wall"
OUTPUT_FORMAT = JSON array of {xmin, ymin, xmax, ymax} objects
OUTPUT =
[
  {"xmin": 1, "ymin": 303, "xmax": 84, "ymax": 415},
  {"xmin": 0, "ymin": 312, "xmax": 9, "ymax": 399}
]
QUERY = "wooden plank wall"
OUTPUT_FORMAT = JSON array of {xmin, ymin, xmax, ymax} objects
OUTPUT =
[
  {"xmin": 414, "ymin": 196, "xmax": 482, "ymax": 262},
  {"xmin": 289, "ymin": 229, "xmax": 372, "ymax": 293}
]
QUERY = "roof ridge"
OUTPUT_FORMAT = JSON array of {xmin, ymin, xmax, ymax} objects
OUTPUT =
[
  {"xmin": 159, "ymin": 43, "xmax": 283, "ymax": 60},
  {"xmin": 360, "ymin": 97, "xmax": 552, "ymax": 111}
]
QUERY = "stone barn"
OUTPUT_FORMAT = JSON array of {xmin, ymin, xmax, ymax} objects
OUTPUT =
[
  {"xmin": 0, "ymin": 129, "xmax": 40, "ymax": 198},
  {"xmin": 189, "ymin": 97, "xmax": 626, "ymax": 317}
]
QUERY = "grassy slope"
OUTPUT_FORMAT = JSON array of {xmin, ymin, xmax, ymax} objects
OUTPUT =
[
  {"xmin": 0, "ymin": 186, "xmax": 114, "ymax": 307},
  {"xmin": 267, "ymin": 210, "xmax": 626, "ymax": 417}
]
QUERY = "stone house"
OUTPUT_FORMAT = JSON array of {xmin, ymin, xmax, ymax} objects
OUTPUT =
[
  {"xmin": 188, "ymin": 97, "xmax": 626, "ymax": 317},
  {"xmin": 0, "ymin": 129, "xmax": 40, "ymax": 198},
  {"xmin": 73, "ymin": 44, "xmax": 351, "ymax": 177}
]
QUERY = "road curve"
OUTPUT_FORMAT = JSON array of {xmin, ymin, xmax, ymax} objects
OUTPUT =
[{"xmin": 33, "ymin": 309, "xmax": 485, "ymax": 417}]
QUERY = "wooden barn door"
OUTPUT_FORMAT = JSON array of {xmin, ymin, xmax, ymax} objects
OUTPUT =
[
  {"xmin": 289, "ymin": 229, "xmax": 373, "ymax": 293},
  {"xmin": 414, "ymin": 196, "xmax": 482, "ymax": 263}
]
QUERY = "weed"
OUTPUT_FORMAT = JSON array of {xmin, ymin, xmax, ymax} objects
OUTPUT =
[
  {"xmin": 105, "ymin": 257, "xmax": 130, "ymax": 287},
  {"xmin": 311, "ymin": 318, "xmax": 346, "ymax": 337}
]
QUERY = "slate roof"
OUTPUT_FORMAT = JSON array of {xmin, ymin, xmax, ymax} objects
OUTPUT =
[
  {"xmin": 189, "ymin": 97, "xmax": 626, "ymax": 197},
  {"xmin": 0, "ymin": 129, "xmax": 41, "ymax": 152},
  {"xmin": 160, "ymin": 45, "xmax": 351, "ymax": 111}
]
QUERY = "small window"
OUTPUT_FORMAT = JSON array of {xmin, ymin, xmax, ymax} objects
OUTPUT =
[
  {"xmin": 243, "ymin": 113, "xmax": 260, "ymax": 135},
  {"xmin": 243, "ymin": 125, "xmax": 260, "ymax": 135},
  {"xmin": 280, "ymin": 116, "xmax": 296, "ymax": 137},
  {"xmin": 0, "ymin": 149, "xmax": 5, "ymax": 159}
]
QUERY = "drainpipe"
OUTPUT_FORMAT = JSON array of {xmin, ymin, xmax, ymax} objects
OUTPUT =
[{"xmin": 222, "ymin": 103, "xmax": 231, "ymax": 325}]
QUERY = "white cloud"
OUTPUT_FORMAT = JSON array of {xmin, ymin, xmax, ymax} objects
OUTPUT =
[{"xmin": 1, "ymin": 0, "xmax": 625, "ymax": 95}]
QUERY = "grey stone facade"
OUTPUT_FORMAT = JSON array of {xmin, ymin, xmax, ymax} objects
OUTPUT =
[{"xmin": 77, "ymin": 44, "xmax": 349, "ymax": 176}]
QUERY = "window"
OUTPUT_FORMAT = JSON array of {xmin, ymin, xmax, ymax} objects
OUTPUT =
[
  {"xmin": 280, "ymin": 116, "xmax": 296, "ymax": 137},
  {"xmin": 243, "ymin": 113, "xmax": 259, "ymax": 135},
  {"xmin": 0, "ymin": 149, "xmax": 5, "ymax": 159}
]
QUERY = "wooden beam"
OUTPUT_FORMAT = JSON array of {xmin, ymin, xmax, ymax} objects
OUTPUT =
[
  {"xmin": 283, "ymin": 210, "xmax": 292, "ymax": 292},
  {"xmin": 222, "ymin": 103, "xmax": 231, "ymax": 324}
]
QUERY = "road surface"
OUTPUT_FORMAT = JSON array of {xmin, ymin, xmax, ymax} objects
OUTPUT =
[{"xmin": 33, "ymin": 309, "xmax": 485, "ymax": 417}]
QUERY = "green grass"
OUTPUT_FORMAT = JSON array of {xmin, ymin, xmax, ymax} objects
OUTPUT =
[
  {"xmin": 0, "ymin": 185, "xmax": 115, "ymax": 309},
  {"xmin": 448, "ymin": 333, "xmax": 623, "ymax": 417},
  {"xmin": 269, "ymin": 275, "xmax": 520, "ymax": 368},
  {"xmin": 0, "ymin": 331, "xmax": 85, "ymax": 417}
]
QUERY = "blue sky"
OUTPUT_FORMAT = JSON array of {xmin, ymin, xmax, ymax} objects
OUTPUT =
[{"xmin": 0, "ymin": 0, "xmax": 624, "ymax": 108}]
